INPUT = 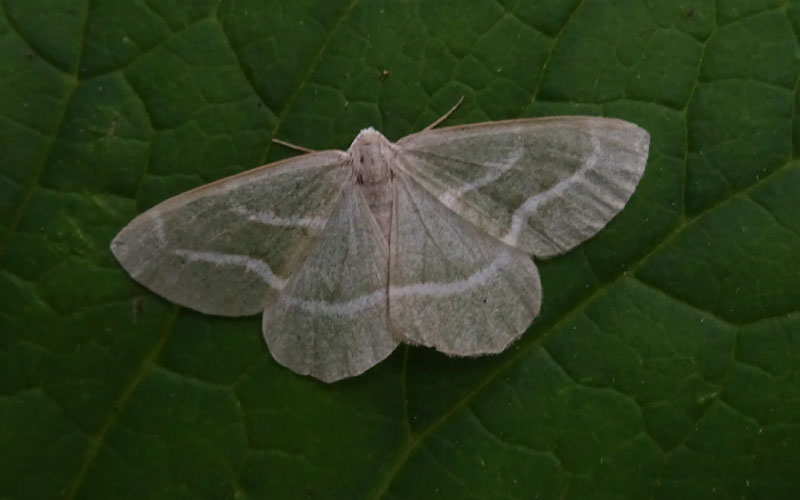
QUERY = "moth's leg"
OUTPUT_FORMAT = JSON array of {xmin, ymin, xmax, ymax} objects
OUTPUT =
[
  {"xmin": 422, "ymin": 96, "xmax": 465, "ymax": 131},
  {"xmin": 272, "ymin": 138, "xmax": 316, "ymax": 154}
]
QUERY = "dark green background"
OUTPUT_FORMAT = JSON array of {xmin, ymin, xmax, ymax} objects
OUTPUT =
[{"xmin": 2, "ymin": 0, "xmax": 799, "ymax": 498}]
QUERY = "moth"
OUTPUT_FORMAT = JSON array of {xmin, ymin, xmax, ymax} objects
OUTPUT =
[{"xmin": 111, "ymin": 113, "xmax": 650, "ymax": 382}]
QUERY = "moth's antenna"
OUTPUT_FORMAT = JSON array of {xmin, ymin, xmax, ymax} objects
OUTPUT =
[
  {"xmin": 423, "ymin": 96, "xmax": 465, "ymax": 131},
  {"xmin": 273, "ymin": 138, "xmax": 315, "ymax": 154}
]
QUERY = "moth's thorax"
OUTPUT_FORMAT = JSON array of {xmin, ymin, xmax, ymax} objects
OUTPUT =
[
  {"xmin": 349, "ymin": 127, "xmax": 395, "ymax": 243},
  {"xmin": 349, "ymin": 128, "xmax": 395, "ymax": 184}
]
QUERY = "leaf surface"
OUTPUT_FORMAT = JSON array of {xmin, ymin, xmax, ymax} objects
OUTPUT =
[{"xmin": 2, "ymin": 1, "xmax": 799, "ymax": 498}]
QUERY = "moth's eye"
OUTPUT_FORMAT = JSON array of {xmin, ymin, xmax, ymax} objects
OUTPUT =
[{"xmin": 360, "ymin": 155, "xmax": 364, "ymax": 164}]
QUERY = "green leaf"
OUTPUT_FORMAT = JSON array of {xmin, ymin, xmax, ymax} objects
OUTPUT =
[{"xmin": 2, "ymin": 0, "xmax": 799, "ymax": 498}]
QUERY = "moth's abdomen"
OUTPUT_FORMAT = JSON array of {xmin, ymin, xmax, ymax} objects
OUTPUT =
[{"xmin": 358, "ymin": 177, "xmax": 393, "ymax": 244}]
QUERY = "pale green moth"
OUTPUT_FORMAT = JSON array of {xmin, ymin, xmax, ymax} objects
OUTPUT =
[{"xmin": 111, "ymin": 113, "xmax": 650, "ymax": 382}]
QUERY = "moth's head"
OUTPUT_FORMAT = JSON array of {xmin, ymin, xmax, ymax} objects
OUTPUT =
[
  {"xmin": 349, "ymin": 127, "xmax": 395, "ymax": 182},
  {"xmin": 350, "ymin": 127, "xmax": 390, "ymax": 148}
]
